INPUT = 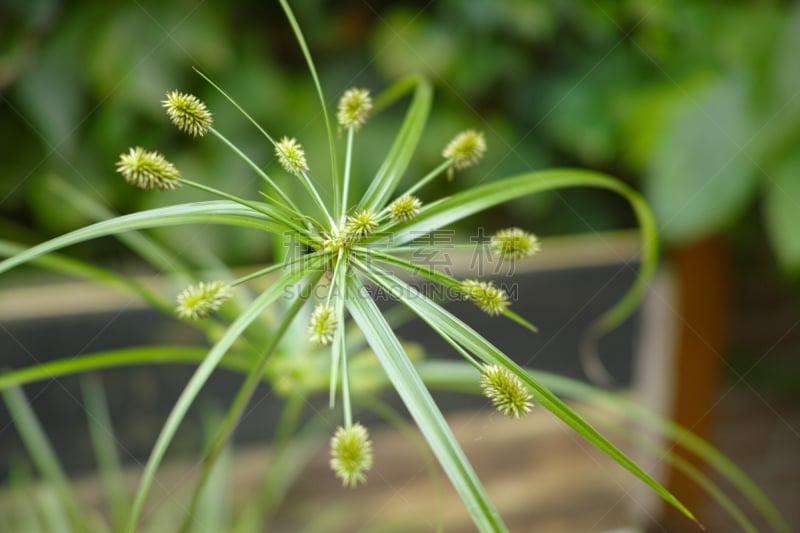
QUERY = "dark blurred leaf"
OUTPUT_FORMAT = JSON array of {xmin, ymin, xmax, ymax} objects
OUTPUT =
[
  {"xmin": 765, "ymin": 153, "xmax": 800, "ymax": 276},
  {"xmin": 14, "ymin": 27, "xmax": 85, "ymax": 155},
  {"xmin": 620, "ymin": 82, "xmax": 688, "ymax": 169},
  {"xmin": 369, "ymin": 8, "xmax": 456, "ymax": 80},
  {"xmin": 644, "ymin": 78, "xmax": 758, "ymax": 243},
  {"xmin": 769, "ymin": 3, "xmax": 800, "ymax": 111},
  {"xmin": 85, "ymin": 6, "xmax": 178, "ymax": 113},
  {"xmin": 543, "ymin": 49, "xmax": 638, "ymax": 166}
]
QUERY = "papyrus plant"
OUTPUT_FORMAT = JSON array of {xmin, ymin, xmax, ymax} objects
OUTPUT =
[{"xmin": 0, "ymin": 2, "xmax": 716, "ymax": 531}]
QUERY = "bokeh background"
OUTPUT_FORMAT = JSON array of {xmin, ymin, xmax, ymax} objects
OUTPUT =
[{"xmin": 1, "ymin": 0, "xmax": 799, "ymax": 530}]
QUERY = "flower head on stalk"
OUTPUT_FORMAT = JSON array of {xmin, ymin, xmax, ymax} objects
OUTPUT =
[
  {"xmin": 337, "ymin": 88, "xmax": 373, "ymax": 131},
  {"xmin": 480, "ymin": 364, "xmax": 533, "ymax": 418},
  {"xmin": 162, "ymin": 90, "xmax": 213, "ymax": 137},
  {"xmin": 175, "ymin": 281, "xmax": 231, "ymax": 320},
  {"xmin": 308, "ymin": 303, "xmax": 337, "ymax": 345},
  {"xmin": 276, "ymin": 137, "xmax": 309, "ymax": 175},
  {"xmin": 330, "ymin": 423, "xmax": 373, "ymax": 488},
  {"xmin": 443, "ymin": 130, "xmax": 486, "ymax": 174},
  {"xmin": 491, "ymin": 228, "xmax": 540, "ymax": 260},
  {"xmin": 116, "ymin": 147, "xmax": 181, "ymax": 191},
  {"xmin": 462, "ymin": 279, "xmax": 509, "ymax": 316}
]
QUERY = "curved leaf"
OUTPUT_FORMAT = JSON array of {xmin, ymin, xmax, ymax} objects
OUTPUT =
[
  {"xmin": 345, "ymin": 275, "xmax": 508, "ymax": 532},
  {"xmin": 418, "ymin": 360, "xmax": 789, "ymax": 533},
  {"xmin": 361, "ymin": 264, "xmax": 699, "ymax": 526},
  {"xmin": 358, "ymin": 75, "xmax": 433, "ymax": 212},
  {"xmin": 0, "ymin": 201, "xmax": 275, "ymax": 276},
  {"xmin": 378, "ymin": 168, "xmax": 658, "ymax": 348},
  {"xmin": 124, "ymin": 262, "xmax": 321, "ymax": 532}
]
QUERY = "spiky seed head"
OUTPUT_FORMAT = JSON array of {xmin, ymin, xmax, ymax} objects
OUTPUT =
[
  {"xmin": 337, "ymin": 88, "xmax": 373, "ymax": 131},
  {"xmin": 480, "ymin": 364, "xmax": 533, "ymax": 418},
  {"xmin": 116, "ymin": 147, "xmax": 181, "ymax": 191},
  {"xmin": 330, "ymin": 423, "xmax": 373, "ymax": 488},
  {"xmin": 443, "ymin": 129, "xmax": 486, "ymax": 171},
  {"xmin": 308, "ymin": 303, "xmax": 337, "ymax": 345},
  {"xmin": 388, "ymin": 195, "xmax": 422, "ymax": 222},
  {"xmin": 175, "ymin": 281, "xmax": 231, "ymax": 320},
  {"xmin": 491, "ymin": 228, "xmax": 541, "ymax": 260},
  {"xmin": 462, "ymin": 279, "xmax": 509, "ymax": 316},
  {"xmin": 344, "ymin": 209, "xmax": 379, "ymax": 239},
  {"xmin": 275, "ymin": 137, "xmax": 309, "ymax": 175},
  {"xmin": 162, "ymin": 90, "xmax": 213, "ymax": 137}
]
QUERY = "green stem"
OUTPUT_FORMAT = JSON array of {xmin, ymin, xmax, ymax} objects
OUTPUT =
[
  {"xmin": 279, "ymin": 0, "xmax": 339, "ymax": 214},
  {"xmin": 341, "ymin": 127, "xmax": 355, "ymax": 222},
  {"xmin": 81, "ymin": 376, "xmax": 129, "ymax": 531},
  {"xmin": 328, "ymin": 248, "xmax": 345, "ymax": 408},
  {"xmin": 337, "ymin": 267, "xmax": 351, "ymax": 427},
  {"xmin": 208, "ymin": 126, "xmax": 297, "ymax": 211},
  {"xmin": 253, "ymin": 397, "xmax": 325, "ymax": 530},
  {"xmin": 298, "ymin": 169, "xmax": 336, "ymax": 229},
  {"xmin": 194, "ymin": 68, "xmax": 277, "ymax": 147},
  {"xmin": 231, "ymin": 251, "xmax": 329, "ymax": 287},
  {"xmin": 397, "ymin": 160, "xmax": 452, "ymax": 199},
  {"xmin": 2, "ymin": 386, "xmax": 84, "ymax": 531}
]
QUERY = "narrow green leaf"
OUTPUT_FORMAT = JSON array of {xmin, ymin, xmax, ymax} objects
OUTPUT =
[
  {"xmin": 180, "ymin": 178, "xmax": 304, "ymax": 234},
  {"xmin": 501, "ymin": 309, "xmax": 539, "ymax": 334},
  {"xmin": 764, "ymin": 152, "xmax": 800, "ymax": 275},
  {"xmin": 0, "ymin": 201, "xmax": 275, "ymax": 276},
  {"xmin": 194, "ymin": 409, "xmax": 231, "ymax": 533},
  {"xmin": 125, "ymin": 263, "xmax": 321, "ymax": 532},
  {"xmin": 372, "ymin": 75, "xmax": 424, "ymax": 114},
  {"xmin": 0, "ymin": 347, "xmax": 212, "ymax": 392},
  {"xmin": 418, "ymin": 360, "xmax": 790, "ymax": 533},
  {"xmin": 359, "ymin": 247, "xmax": 539, "ymax": 334},
  {"xmin": 379, "ymin": 168, "xmax": 658, "ymax": 341},
  {"xmin": 179, "ymin": 272, "xmax": 322, "ymax": 532},
  {"xmin": 36, "ymin": 488, "xmax": 72, "ymax": 533},
  {"xmin": 345, "ymin": 275, "xmax": 508, "ymax": 533},
  {"xmin": 47, "ymin": 176, "xmax": 199, "ymax": 280},
  {"xmin": 358, "ymin": 75, "xmax": 433, "ymax": 212},
  {"xmin": 0, "ymin": 239, "xmax": 171, "ymax": 313},
  {"xmin": 248, "ymin": 394, "xmax": 328, "ymax": 532},
  {"xmin": 362, "ymin": 266, "xmax": 699, "ymax": 526},
  {"xmin": 82, "ymin": 375, "xmax": 129, "ymax": 531},
  {"xmin": 1, "ymin": 386, "xmax": 84, "ymax": 530}
]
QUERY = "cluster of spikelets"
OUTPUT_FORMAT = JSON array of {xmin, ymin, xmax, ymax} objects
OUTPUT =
[{"xmin": 116, "ymin": 85, "xmax": 541, "ymax": 489}]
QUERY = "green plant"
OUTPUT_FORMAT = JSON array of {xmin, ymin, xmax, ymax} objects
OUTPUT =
[{"xmin": 0, "ymin": 3, "xmax": 789, "ymax": 532}]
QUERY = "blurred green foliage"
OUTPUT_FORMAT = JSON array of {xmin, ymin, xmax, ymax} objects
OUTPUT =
[{"xmin": 2, "ymin": 0, "xmax": 800, "ymax": 273}]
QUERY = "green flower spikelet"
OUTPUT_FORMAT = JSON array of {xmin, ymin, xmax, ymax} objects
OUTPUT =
[
  {"xmin": 443, "ymin": 129, "xmax": 486, "ymax": 171},
  {"xmin": 388, "ymin": 194, "xmax": 422, "ymax": 222},
  {"xmin": 330, "ymin": 423, "xmax": 373, "ymax": 488},
  {"xmin": 116, "ymin": 147, "xmax": 181, "ymax": 191},
  {"xmin": 308, "ymin": 303, "xmax": 337, "ymax": 345},
  {"xmin": 480, "ymin": 364, "xmax": 533, "ymax": 418},
  {"xmin": 491, "ymin": 228, "xmax": 541, "ymax": 260},
  {"xmin": 344, "ymin": 209, "xmax": 379, "ymax": 239},
  {"xmin": 162, "ymin": 90, "xmax": 213, "ymax": 137},
  {"xmin": 275, "ymin": 137, "xmax": 309, "ymax": 175},
  {"xmin": 337, "ymin": 88, "xmax": 373, "ymax": 131},
  {"xmin": 175, "ymin": 281, "xmax": 231, "ymax": 320},
  {"xmin": 462, "ymin": 279, "xmax": 509, "ymax": 316}
]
